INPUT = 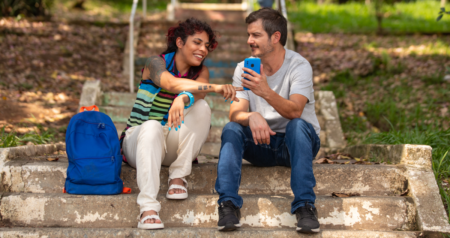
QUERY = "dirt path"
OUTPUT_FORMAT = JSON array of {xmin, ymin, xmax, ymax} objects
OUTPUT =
[
  {"xmin": 1, "ymin": 15, "xmax": 449, "ymax": 144},
  {"xmin": 0, "ymin": 17, "xmax": 129, "ymax": 141}
]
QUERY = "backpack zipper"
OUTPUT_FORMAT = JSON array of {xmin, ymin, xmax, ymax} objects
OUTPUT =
[{"xmin": 75, "ymin": 119, "xmax": 114, "ymax": 130}]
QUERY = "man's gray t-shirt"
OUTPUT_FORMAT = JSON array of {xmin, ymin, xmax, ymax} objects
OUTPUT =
[{"xmin": 233, "ymin": 49, "xmax": 320, "ymax": 135}]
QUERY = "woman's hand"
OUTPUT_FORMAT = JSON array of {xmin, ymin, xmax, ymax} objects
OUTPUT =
[
  {"xmin": 167, "ymin": 95, "xmax": 187, "ymax": 131},
  {"xmin": 215, "ymin": 85, "xmax": 244, "ymax": 104}
]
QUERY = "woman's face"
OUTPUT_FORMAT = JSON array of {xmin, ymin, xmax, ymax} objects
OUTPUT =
[{"xmin": 177, "ymin": 31, "xmax": 210, "ymax": 67}]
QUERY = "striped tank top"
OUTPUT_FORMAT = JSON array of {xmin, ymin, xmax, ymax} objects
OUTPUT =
[{"xmin": 119, "ymin": 51, "xmax": 202, "ymax": 163}]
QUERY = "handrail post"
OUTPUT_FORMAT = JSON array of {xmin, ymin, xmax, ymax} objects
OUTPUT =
[
  {"xmin": 143, "ymin": 0, "xmax": 146, "ymax": 19},
  {"xmin": 168, "ymin": 0, "xmax": 176, "ymax": 21},
  {"xmin": 280, "ymin": 0, "xmax": 288, "ymax": 20},
  {"xmin": 247, "ymin": 0, "xmax": 253, "ymax": 15},
  {"xmin": 129, "ymin": 0, "xmax": 139, "ymax": 93}
]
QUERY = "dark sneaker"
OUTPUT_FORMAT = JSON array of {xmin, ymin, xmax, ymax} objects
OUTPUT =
[
  {"xmin": 295, "ymin": 203, "xmax": 320, "ymax": 233},
  {"xmin": 217, "ymin": 200, "xmax": 241, "ymax": 231}
]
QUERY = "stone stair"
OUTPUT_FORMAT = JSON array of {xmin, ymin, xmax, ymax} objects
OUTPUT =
[
  {"xmin": 2, "ymin": 3, "xmax": 449, "ymax": 238},
  {"xmin": 1, "ymin": 142, "xmax": 450, "ymax": 237}
]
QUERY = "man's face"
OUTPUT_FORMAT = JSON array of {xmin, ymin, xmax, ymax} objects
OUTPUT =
[{"xmin": 247, "ymin": 19, "xmax": 274, "ymax": 58}]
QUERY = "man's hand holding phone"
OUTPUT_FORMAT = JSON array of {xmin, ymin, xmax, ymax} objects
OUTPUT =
[{"xmin": 241, "ymin": 64, "xmax": 271, "ymax": 99}]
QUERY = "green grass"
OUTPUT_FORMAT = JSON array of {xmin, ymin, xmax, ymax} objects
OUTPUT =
[
  {"xmin": 90, "ymin": 0, "xmax": 167, "ymax": 12},
  {"xmin": 0, "ymin": 125, "xmax": 60, "ymax": 148},
  {"xmin": 288, "ymin": 1, "xmax": 450, "ymax": 33},
  {"xmin": 365, "ymin": 127, "xmax": 450, "ymax": 219}
]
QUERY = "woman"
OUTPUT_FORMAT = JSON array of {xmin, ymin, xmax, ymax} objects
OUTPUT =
[{"xmin": 120, "ymin": 18, "xmax": 242, "ymax": 230}]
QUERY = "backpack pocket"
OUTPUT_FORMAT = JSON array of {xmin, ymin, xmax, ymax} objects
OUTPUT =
[{"xmin": 68, "ymin": 156, "xmax": 118, "ymax": 185}]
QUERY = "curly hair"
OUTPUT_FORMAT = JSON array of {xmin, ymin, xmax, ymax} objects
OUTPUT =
[{"xmin": 162, "ymin": 18, "xmax": 218, "ymax": 55}]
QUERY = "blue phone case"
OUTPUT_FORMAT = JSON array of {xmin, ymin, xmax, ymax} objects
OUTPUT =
[{"xmin": 243, "ymin": 58, "xmax": 261, "ymax": 90}]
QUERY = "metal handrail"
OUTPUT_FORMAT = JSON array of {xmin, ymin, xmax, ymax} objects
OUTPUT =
[
  {"xmin": 280, "ymin": 0, "xmax": 288, "ymax": 20},
  {"xmin": 128, "ymin": 0, "xmax": 148, "ymax": 93},
  {"xmin": 129, "ymin": 0, "xmax": 139, "ymax": 93}
]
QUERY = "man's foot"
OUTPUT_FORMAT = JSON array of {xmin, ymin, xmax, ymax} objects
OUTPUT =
[
  {"xmin": 168, "ymin": 178, "xmax": 186, "ymax": 195},
  {"xmin": 141, "ymin": 210, "xmax": 161, "ymax": 224},
  {"xmin": 217, "ymin": 200, "xmax": 241, "ymax": 231},
  {"xmin": 295, "ymin": 203, "xmax": 320, "ymax": 233}
]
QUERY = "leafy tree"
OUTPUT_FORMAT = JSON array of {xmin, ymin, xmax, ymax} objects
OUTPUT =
[
  {"xmin": 373, "ymin": 0, "xmax": 395, "ymax": 34},
  {"xmin": 0, "ymin": 0, "xmax": 54, "ymax": 17},
  {"xmin": 437, "ymin": 0, "xmax": 450, "ymax": 21}
]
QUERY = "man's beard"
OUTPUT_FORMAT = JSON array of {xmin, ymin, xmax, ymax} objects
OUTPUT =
[{"xmin": 251, "ymin": 42, "xmax": 274, "ymax": 58}]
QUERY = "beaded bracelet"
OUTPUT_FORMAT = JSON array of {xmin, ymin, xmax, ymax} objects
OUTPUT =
[{"xmin": 178, "ymin": 91, "xmax": 195, "ymax": 109}]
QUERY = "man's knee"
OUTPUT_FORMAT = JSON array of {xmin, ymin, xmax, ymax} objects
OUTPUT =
[
  {"xmin": 221, "ymin": 122, "xmax": 245, "ymax": 141},
  {"xmin": 222, "ymin": 122, "xmax": 244, "ymax": 134},
  {"xmin": 286, "ymin": 118, "xmax": 310, "ymax": 133}
]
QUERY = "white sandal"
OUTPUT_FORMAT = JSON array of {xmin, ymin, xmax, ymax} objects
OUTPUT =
[
  {"xmin": 166, "ymin": 178, "xmax": 188, "ymax": 199},
  {"xmin": 138, "ymin": 214, "xmax": 164, "ymax": 230}
]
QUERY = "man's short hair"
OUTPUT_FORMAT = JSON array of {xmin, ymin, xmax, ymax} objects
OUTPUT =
[{"xmin": 245, "ymin": 8, "xmax": 287, "ymax": 46}]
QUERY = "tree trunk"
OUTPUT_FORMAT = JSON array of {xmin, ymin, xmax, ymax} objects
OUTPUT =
[
  {"xmin": 72, "ymin": 0, "xmax": 86, "ymax": 10},
  {"xmin": 376, "ymin": 13, "xmax": 383, "ymax": 34}
]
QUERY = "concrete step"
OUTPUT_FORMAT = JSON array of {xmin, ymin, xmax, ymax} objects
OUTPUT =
[
  {"xmin": 140, "ymin": 21, "xmax": 248, "ymax": 34},
  {"xmin": 134, "ymin": 57, "xmax": 242, "ymax": 68},
  {"xmin": 139, "ymin": 33, "xmax": 249, "ymax": 43},
  {"xmin": 98, "ymin": 106, "xmax": 229, "ymax": 127},
  {"xmin": 136, "ymin": 43, "xmax": 250, "ymax": 53},
  {"xmin": 102, "ymin": 92, "xmax": 233, "ymax": 110},
  {"xmin": 0, "ymin": 227, "xmax": 420, "ymax": 238},
  {"xmin": 200, "ymin": 142, "xmax": 221, "ymax": 156},
  {"xmin": 136, "ymin": 47, "xmax": 250, "ymax": 62},
  {"xmin": 174, "ymin": 9, "xmax": 247, "ymax": 23},
  {"xmin": 132, "ymin": 66, "xmax": 235, "ymax": 79},
  {"xmin": 0, "ymin": 193, "xmax": 416, "ymax": 230},
  {"xmin": 138, "ymin": 35, "xmax": 250, "ymax": 50},
  {"xmin": 2, "ymin": 160, "xmax": 408, "ymax": 196}
]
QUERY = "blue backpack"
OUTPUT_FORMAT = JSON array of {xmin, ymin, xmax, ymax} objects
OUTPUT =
[{"xmin": 64, "ymin": 105, "xmax": 126, "ymax": 195}]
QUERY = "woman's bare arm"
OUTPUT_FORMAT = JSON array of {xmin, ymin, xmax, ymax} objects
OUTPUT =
[{"xmin": 143, "ymin": 56, "xmax": 237, "ymax": 94}]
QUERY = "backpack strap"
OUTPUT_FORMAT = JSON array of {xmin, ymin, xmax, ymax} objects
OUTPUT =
[{"xmin": 79, "ymin": 105, "xmax": 99, "ymax": 113}]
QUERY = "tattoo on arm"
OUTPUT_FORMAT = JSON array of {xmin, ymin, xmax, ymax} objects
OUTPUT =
[
  {"xmin": 198, "ymin": 85, "xmax": 208, "ymax": 90},
  {"xmin": 145, "ymin": 56, "xmax": 167, "ymax": 87}
]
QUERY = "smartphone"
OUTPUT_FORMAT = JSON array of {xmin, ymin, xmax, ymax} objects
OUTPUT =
[{"xmin": 243, "ymin": 58, "xmax": 261, "ymax": 91}]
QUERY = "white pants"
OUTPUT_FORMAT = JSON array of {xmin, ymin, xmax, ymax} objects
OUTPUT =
[{"xmin": 123, "ymin": 99, "xmax": 211, "ymax": 215}]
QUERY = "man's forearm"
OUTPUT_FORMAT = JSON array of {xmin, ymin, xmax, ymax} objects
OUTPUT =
[
  {"xmin": 145, "ymin": 56, "xmax": 217, "ymax": 94},
  {"xmin": 264, "ymin": 90, "xmax": 303, "ymax": 119},
  {"xmin": 230, "ymin": 111, "xmax": 256, "ymax": 127}
]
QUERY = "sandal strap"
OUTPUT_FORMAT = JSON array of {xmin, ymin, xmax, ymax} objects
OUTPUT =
[
  {"xmin": 168, "ymin": 184, "xmax": 187, "ymax": 192},
  {"xmin": 168, "ymin": 177, "xmax": 188, "ymax": 187},
  {"xmin": 141, "ymin": 215, "xmax": 161, "ymax": 223}
]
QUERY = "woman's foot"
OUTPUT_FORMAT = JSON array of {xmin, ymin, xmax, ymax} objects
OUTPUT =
[
  {"xmin": 168, "ymin": 178, "xmax": 186, "ymax": 195},
  {"xmin": 166, "ymin": 178, "xmax": 188, "ymax": 199},
  {"xmin": 138, "ymin": 210, "xmax": 164, "ymax": 230},
  {"xmin": 141, "ymin": 210, "xmax": 161, "ymax": 224}
]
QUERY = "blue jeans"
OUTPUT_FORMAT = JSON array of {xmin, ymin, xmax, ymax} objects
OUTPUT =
[{"xmin": 215, "ymin": 118, "xmax": 320, "ymax": 214}]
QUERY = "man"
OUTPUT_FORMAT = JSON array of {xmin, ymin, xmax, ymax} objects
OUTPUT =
[{"xmin": 215, "ymin": 8, "xmax": 321, "ymax": 233}]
